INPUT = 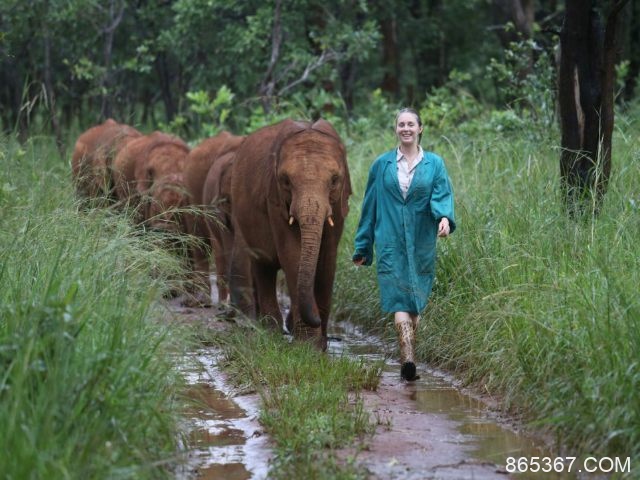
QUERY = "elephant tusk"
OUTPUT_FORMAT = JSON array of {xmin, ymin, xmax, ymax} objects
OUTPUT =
[
  {"xmin": 289, "ymin": 216, "xmax": 295, "ymax": 225},
  {"xmin": 327, "ymin": 216, "xmax": 335, "ymax": 227}
]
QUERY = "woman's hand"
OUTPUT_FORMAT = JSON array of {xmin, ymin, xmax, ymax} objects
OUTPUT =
[
  {"xmin": 353, "ymin": 256, "xmax": 366, "ymax": 266},
  {"xmin": 437, "ymin": 217, "xmax": 450, "ymax": 237}
]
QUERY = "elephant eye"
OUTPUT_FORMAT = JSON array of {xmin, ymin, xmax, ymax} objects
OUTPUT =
[
  {"xmin": 279, "ymin": 174, "xmax": 291, "ymax": 189},
  {"xmin": 330, "ymin": 174, "xmax": 340, "ymax": 188}
]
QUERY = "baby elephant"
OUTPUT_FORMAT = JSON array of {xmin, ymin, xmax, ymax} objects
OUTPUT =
[
  {"xmin": 182, "ymin": 131, "xmax": 245, "ymax": 307},
  {"xmin": 112, "ymin": 131, "xmax": 190, "ymax": 232},
  {"xmin": 71, "ymin": 118, "xmax": 142, "ymax": 204},
  {"xmin": 229, "ymin": 118, "xmax": 351, "ymax": 350}
]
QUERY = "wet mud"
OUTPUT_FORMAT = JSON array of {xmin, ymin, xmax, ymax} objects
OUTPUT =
[
  {"xmin": 329, "ymin": 321, "xmax": 580, "ymax": 480},
  {"xmin": 176, "ymin": 348, "xmax": 271, "ymax": 480},
  {"xmin": 172, "ymin": 299, "xmax": 583, "ymax": 480}
]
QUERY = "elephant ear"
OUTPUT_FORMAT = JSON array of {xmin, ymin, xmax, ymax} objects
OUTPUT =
[
  {"xmin": 312, "ymin": 119, "xmax": 351, "ymax": 218},
  {"xmin": 310, "ymin": 118, "xmax": 340, "ymax": 140},
  {"xmin": 272, "ymin": 119, "xmax": 310, "ymax": 159},
  {"xmin": 341, "ymin": 156, "xmax": 352, "ymax": 219},
  {"xmin": 268, "ymin": 119, "xmax": 310, "ymax": 210}
]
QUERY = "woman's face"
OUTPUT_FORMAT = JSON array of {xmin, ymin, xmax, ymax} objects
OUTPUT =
[{"xmin": 395, "ymin": 112, "xmax": 423, "ymax": 148}]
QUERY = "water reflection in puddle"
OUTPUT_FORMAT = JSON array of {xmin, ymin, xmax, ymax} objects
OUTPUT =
[
  {"xmin": 411, "ymin": 375, "xmax": 573, "ymax": 479},
  {"xmin": 329, "ymin": 321, "xmax": 578, "ymax": 479},
  {"xmin": 176, "ymin": 352, "xmax": 271, "ymax": 480}
]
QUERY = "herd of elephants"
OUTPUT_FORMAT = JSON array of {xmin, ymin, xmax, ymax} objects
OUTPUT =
[{"xmin": 71, "ymin": 118, "xmax": 352, "ymax": 350}]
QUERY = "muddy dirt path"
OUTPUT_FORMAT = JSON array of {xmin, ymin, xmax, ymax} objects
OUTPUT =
[
  {"xmin": 170, "ymin": 301, "xmax": 573, "ymax": 480},
  {"xmin": 175, "ymin": 347, "xmax": 270, "ymax": 480},
  {"xmin": 328, "ymin": 322, "xmax": 572, "ymax": 480}
]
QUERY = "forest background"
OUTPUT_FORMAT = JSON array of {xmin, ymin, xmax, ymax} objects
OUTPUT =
[
  {"xmin": 1, "ymin": 0, "xmax": 640, "ymax": 478},
  {"xmin": 4, "ymin": 0, "xmax": 640, "ymax": 143}
]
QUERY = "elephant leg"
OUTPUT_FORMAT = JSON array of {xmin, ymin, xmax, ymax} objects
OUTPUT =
[
  {"xmin": 210, "ymin": 234, "xmax": 229, "ymax": 304},
  {"xmin": 283, "ymin": 266, "xmax": 321, "ymax": 346},
  {"xmin": 252, "ymin": 262, "xmax": 282, "ymax": 331},
  {"xmin": 218, "ymin": 228, "xmax": 236, "ymax": 305},
  {"xmin": 313, "ymin": 273, "xmax": 335, "ymax": 352},
  {"xmin": 312, "ymin": 241, "xmax": 340, "ymax": 351},
  {"xmin": 229, "ymin": 235, "xmax": 256, "ymax": 318},
  {"xmin": 183, "ymin": 242, "xmax": 212, "ymax": 307}
]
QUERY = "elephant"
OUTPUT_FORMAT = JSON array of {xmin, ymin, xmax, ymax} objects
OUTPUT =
[
  {"xmin": 229, "ymin": 118, "xmax": 351, "ymax": 350},
  {"xmin": 111, "ymin": 131, "xmax": 190, "ymax": 232},
  {"xmin": 201, "ymin": 149, "xmax": 236, "ymax": 303},
  {"xmin": 182, "ymin": 131, "xmax": 245, "ymax": 306},
  {"xmin": 71, "ymin": 119, "xmax": 142, "ymax": 203}
]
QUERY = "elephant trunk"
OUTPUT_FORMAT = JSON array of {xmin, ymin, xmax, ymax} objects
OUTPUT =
[{"xmin": 296, "ymin": 206, "xmax": 326, "ymax": 329}]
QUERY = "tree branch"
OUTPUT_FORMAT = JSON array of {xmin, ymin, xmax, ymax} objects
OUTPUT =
[
  {"xmin": 609, "ymin": 0, "xmax": 631, "ymax": 18},
  {"xmin": 277, "ymin": 49, "xmax": 339, "ymax": 96},
  {"xmin": 103, "ymin": 0, "xmax": 125, "ymax": 35},
  {"xmin": 259, "ymin": 0, "xmax": 282, "ymax": 101}
]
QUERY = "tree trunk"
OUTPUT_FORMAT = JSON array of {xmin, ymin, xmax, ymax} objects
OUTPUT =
[
  {"xmin": 492, "ymin": 0, "xmax": 535, "ymax": 46},
  {"xmin": 155, "ymin": 53, "xmax": 176, "ymax": 122},
  {"xmin": 558, "ymin": 0, "xmax": 629, "ymax": 215},
  {"xmin": 259, "ymin": 0, "xmax": 282, "ymax": 113},
  {"xmin": 492, "ymin": 0, "xmax": 535, "ymax": 86},
  {"xmin": 42, "ymin": 18, "xmax": 64, "ymax": 156},
  {"xmin": 339, "ymin": 60, "xmax": 357, "ymax": 112},
  {"xmin": 380, "ymin": 16, "xmax": 400, "ymax": 97},
  {"xmin": 622, "ymin": 0, "xmax": 640, "ymax": 100},
  {"xmin": 100, "ymin": 27, "xmax": 115, "ymax": 120},
  {"xmin": 100, "ymin": 0, "xmax": 125, "ymax": 120}
]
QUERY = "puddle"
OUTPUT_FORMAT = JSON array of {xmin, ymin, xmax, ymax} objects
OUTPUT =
[
  {"xmin": 176, "ymin": 351, "xmax": 271, "ymax": 480},
  {"xmin": 328, "ymin": 321, "xmax": 581, "ymax": 479},
  {"xmin": 172, "ymin": 303, "xmax": 594, "ymax": 480},
  {"xmin": 410, "ymin": 372, "xmax": 574, "ymax": 479}
]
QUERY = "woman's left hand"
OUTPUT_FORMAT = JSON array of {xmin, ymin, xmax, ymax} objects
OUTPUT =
[{"xmin": 437, "ymin": 217, "xmax": 450, "ymax": 237}]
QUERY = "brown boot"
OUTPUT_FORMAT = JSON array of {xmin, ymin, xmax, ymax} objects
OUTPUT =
[{"xmin": 395, "ymin": 316, "xmax": 419, "ymax": 381}]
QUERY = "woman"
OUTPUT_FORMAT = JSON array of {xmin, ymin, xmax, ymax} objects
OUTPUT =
[{"xmin": 352, "ymin": 107, "xmax": 456, "ymax": 381}]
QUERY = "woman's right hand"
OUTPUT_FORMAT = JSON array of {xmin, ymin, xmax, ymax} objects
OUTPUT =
[{"xmin": 353, "ymin": 256, "xmax": 366, "ymax": 266}]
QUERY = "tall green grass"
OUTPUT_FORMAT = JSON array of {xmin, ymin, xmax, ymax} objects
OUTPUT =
[
  {"xmin": 335, "ymin": 120, "xmax": 640, "ymax": 463},
  {"xmin": 0, "ymin": 135, "xmax": 189, "ymax": 478},
  {"xmin": 218, "ymin": 327, "xmax": 381, "ymax": 479}
]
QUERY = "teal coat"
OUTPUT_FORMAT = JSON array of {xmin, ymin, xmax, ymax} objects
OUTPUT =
[{"xmin": 353, "ymin": 149, "xmax": 456, "ymax": 314}]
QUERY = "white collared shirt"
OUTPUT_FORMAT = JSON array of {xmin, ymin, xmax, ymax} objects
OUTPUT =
[{"xmin": 396, "ymin": 146, "xmax": 424, "ymax": 199}]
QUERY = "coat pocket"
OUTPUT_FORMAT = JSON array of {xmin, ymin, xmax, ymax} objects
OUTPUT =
[
  {"xmin": 416, "ymin": 243, "xmax": 436, "ymax": 275},
  {"xmin": 376, "ymin": 245, "xmax": 396, "ymax": 274}
]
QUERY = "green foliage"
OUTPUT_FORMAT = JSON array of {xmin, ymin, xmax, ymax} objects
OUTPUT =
[
  {"xmin": 0, "ymin": 136, "xmax": 189, "ymax": 478},
  {"xmin": 616, "ymin": 60, "xmax": 631, "ymax": 99},
  {"xmin": 485, "ymin": 38, "xmax": 557, "ymax": 128},
  {"xmin": 160, "ymin": 85, "xmax": 235, "ymax": 140},
  {"xmin": 122, "ymin": 43, "xmax": 155, "ymax": 75},
  {"xmin": 218, "ymin": 327, "xmax": 380, "ymax": 479},
  {"xmin": 0, "ymin": 0, "xmax": 509, "ymax": 134},
  {"xmin": 413, "ymin": 56, "xmax": 556, "ymax": 140},
  {"xmin": 420, "ymin": 70, "xmax": 484, "ymax": 133},
  {"xmin": 348, "ymin": 89, "xmax": 398, "ymax": 138},
  {"xmin": 152, "ymin": 0, "xmax": 379, "ymax": 131}
]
